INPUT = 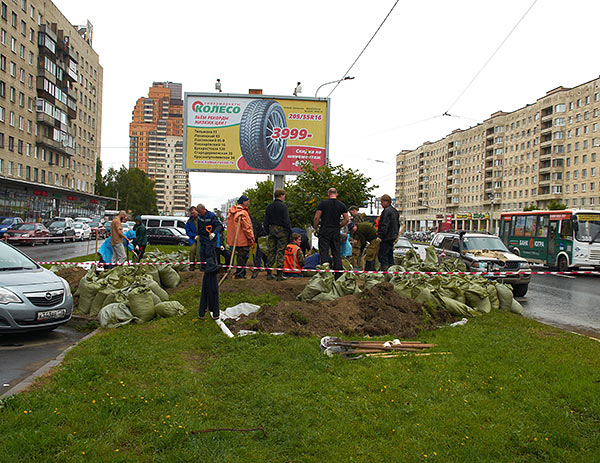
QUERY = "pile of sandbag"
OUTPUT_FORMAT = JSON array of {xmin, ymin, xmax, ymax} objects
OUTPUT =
[
  {"xmin": 142, "ymin": 249, "xmax": 191, "ymax": 273},
  {"xmin": 297, "ymin": 246, "xmax": 524, "ymax": 318},
  {"xmin": 74, "ymin": 263, "xmax": 187, "ymax": 328}
]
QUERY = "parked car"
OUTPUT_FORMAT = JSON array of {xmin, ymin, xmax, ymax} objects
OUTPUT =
[
  {"xmin": 0, "ymin": 240, "xmax": 73, "ymax": 333},
  {"xmin": 47, "ymin": 217, "xmax": 76, "ymax": 242},
  {"xmin": 88, "ymin": 219, "xmax": 106, "ymax": 239},
  {"xmin": 430, "ymin": 231, "xmax": 531, "ymax": 297},
  {"xmin": 74, "ymin": 217, "xmax": 92, "ymax": 223},
  {"xmin": 393, "ymin": 237, "xmax": 416, "ymax": 260},
  {"xmin": 146, "ymin": 227, "xmax": 189, "ymax": 246},
  {"xmin": 0, "ymin": 217, "xmax": 24, "ymax": 237},
  {"xmin": 73, "ymin": 222, "xmax": 91, "ymax": 241},
  {"xmin": 5, "ymin": 223, "xmax": 50, "ymax": 246}
]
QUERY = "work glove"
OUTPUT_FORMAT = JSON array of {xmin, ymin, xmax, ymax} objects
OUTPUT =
[
  {"xmin": 195, "ymin": 235, "xmax": 199, "ymax": 241},
  {"xmin": 209, "ymin": 233, "xmax": 215, "ymax": 240}
]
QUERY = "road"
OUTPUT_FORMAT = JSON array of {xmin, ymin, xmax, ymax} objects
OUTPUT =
[
  {"xmin": 0, "ymin": 320, "xmax": 90, "ymax": 396},
  {"xmin": 16, "ymin": 239, "xmax": 102, "ymax": 262}
]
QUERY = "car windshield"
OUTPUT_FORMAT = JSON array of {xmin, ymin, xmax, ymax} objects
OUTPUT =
[
  {"xmin": 395, "ymin": 238, "xmax": 413, "ymax": 248},
  {"xmin": 172, "ymin": 228, "xmax": 184, "ymax": 235},
  {"xmin": 1, "ymin": 218, "xmax": 14, "ymax": 225},
  {"xmin": 90, "ymin": 221, "xmax": 100, "ymax": 227},
  {"xmin": 0, "ymin": 242, "xmax": 38, "ymax": 270},
  {"xmin": 574, "ymin": 215, "xmax": 600, "ymax": 243},
  {"xmin": 463, "ymin": 236, "xmax": 509, "ymax": 252},
  {"xmin": 49, "ymin": 221, "xmax": 66, "ymax": 228},
  {"xmin": 12, "ymin": 224, "xmax": 35, "ymax": 231},
  {"xmin": 73, "ymin": 223, "xmax": 82, "ymax": 228}
]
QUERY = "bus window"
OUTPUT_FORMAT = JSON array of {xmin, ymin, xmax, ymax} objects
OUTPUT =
[
  {"xmin": 514, "ymin": 215, "xmax": 526, "ymax": 236},
  {"xmin": 161, "ymin": 220, "xmax": 175, "ymax": 227},
  {"xmin": 537, "ymin": 215, "xmax": 549, "ymax": 237},
  {"xmin": 560, "ymin": 220, "xmax": 573, "ymax": 240},
  {"xmin": 524, "ymin": 216, "xmax": 536, "ymax": 237},
  {"xmin": 148, "ymin": 219, "xmax": 160, "ymax": 227},
  {"xmin": 176, "ymin": 220, "xmax": 186, "ymax": 229}
]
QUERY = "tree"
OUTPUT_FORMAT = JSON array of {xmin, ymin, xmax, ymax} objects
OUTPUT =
[
  {"xmin": 244, "ymin": 179, "xmax": 274, "ymax": 223},
  {"xmin": 94, "ymin": 165, "xmax": 158, "ymax": 215},
  {"xmin": 547, "ymin": 200, "xmax": 567, "ymax": 210},
  {"xmin": 523, "ymin": 203, "xmax": 537, "ymax": 211}
]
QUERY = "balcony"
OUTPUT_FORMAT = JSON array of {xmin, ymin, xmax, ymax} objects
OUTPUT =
[
  {"xmin": 36, "ymin": 134, "xmax": 75, "ymax": 157},
  {"xmin": 36, "ymin": 112, "xmax": 55, "ymax": 127}
]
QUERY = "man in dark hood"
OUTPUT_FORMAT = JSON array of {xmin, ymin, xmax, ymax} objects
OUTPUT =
[{"xmin": 132, "ymin": 215, "xmax": 147, "ymax": 262}]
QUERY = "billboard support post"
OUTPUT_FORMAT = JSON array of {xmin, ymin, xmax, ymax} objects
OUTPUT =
[{"xmin": 273, "ymin": 174, "xmax": 284, "ymax": 193}]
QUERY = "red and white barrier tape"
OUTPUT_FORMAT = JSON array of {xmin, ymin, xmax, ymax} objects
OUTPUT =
[{"xmin": 37, "ymin": 260, "xmax": 600, "ymax": 276}]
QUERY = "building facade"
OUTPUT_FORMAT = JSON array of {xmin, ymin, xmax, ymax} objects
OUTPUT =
[
  {"xmin": 396, "ymin": 76, "xmax": 600, "ymax": 232},
  {"xmin": 0, "ymin": 0, "xmax": 104, "ymax": 220},
  {"xmin": 129, "ymin": 82, "xmax": 191, "ymax": 215}
]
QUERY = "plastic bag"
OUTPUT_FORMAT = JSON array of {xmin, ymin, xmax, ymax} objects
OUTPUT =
[{"xmin": 98, "ymin": 303, "xmax": 140, "ymax": 328}]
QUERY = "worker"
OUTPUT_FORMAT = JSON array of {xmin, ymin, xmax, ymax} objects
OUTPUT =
[
  {"xmin": 377, "ymin": 194, "xmax": 400, "ymax": 271},
  {"xmin": 313, "ymin": 187, "xmax": 349, "ymax": 278},
  {"xmin": 263, "ymin": 188, "xmax": 292, "ymax": 281},
  {"xmin": 226, "ymin": 195, "xmax": 255, "ymax": 279},
  {"xmin": 283, "ymin": 232, "xmax": 305, "ymax": 276}
]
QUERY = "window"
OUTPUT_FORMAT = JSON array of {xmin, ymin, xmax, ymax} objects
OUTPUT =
[
  {"xmin": 11, "ymin": 12, "xmax": 16, "ymax": 28},
  {"xmin": 9, "ymin": 60, "xmax": 15, "ymax": 76},
  {"xmin": 17, "ymin": 139, "xmax": 22, "ymax": 153},
  {"xmin": 7, "ymin": 134, "xmax": 13, "ymax": 150},
  {"xmin": 0, "ymin": 3, "xmax": 6, "ymax": 21}
]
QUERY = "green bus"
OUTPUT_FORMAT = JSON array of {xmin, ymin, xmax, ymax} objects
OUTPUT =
[{"xmin": 499, "ymin": 209, "xmax": 600, "ymax": 272}]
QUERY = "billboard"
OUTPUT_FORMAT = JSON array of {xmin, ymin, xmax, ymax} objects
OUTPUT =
[{"xmin": 183, "ymin": 93, "xmax": 329, "ymax": 174}]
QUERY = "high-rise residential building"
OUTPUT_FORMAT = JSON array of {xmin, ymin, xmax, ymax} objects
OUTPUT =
[
  {"xmin": 0, "ymin": 0, "xmax": 105, "ymax": 220},
  {"xmin": 396, "ymin": 76, "xmax": 600, "ymax": 232},
  {"xmin": 129, "ymin": 82, "xmax": 190, "ymax": 215}
]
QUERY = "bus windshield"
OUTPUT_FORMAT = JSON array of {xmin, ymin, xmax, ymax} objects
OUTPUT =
[
  {"xmin": 574, "ymin": 214, "xmax": 600, "ymax": 243},
  {"xmin": 462, "ymin": 236, "xmax": 509, "ymax": 252}
]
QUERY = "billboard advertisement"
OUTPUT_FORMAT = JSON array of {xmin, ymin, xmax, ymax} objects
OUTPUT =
[{"xmin": 183, "ymin": 93, "xmax": 329, "ymax": 174}]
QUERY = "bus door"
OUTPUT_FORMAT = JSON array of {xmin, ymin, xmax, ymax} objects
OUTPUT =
[{"xmin": 547, "ymin": 220, "xmax": 559, "ymax": 263}]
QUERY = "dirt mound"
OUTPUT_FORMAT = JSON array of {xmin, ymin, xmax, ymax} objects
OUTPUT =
[
  {"xmin": 226, "ymin": 282, "xmax": 456, "ymax": 338},
  {"xmin": 56, "ymin": 267, "xmax": 87, "ymax": 294}
]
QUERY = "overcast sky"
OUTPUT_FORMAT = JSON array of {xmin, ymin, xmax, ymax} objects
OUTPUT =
[{"xmin": 55, "ymin": 0, "xmax": 600, "ymax": 210}]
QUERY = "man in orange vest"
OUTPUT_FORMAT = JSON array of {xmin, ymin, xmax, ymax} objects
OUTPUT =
[{"xmin": 283, "ymin": 233, "xmax": 305, "ymax": 276}]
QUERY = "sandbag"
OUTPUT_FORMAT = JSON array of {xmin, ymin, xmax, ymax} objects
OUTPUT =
[
  {"xmin": 297, "ymin": 265, "xmax": 334, "ymax": 301},
  {"xmin": 496, "ymin": 284, "xmax": 513, "ymax": 311},
  {"xmin": 89, "ymin": 287, "xmax": 112, "ymax": 318},
  {"xmin": 127, "ymin": 287, "xmax": 155, "ymax": 322},
  {"xmin": 510, "ymin": 298, "xmax": 524, "ymax": 315},
  {"xmin": 136, "ymin": 275, "xmax": 169, "ymax": 301},
  {"xmin": 332, "ymin": 271, "xmax": 361, "ymax": 297},
  {"xmin": 151, "ymin": 292, "xmax": 162, "ymax": 305},
  {"xmin": 146, "ymin": 265, "xmax": 161, "ymax": 285},
  {"xmin": 486, "ymin": 284, "xmax": 500, "ymax": 311},
  {"xmin": 423, "ymin": 245, "xmax": 439, "ymax": 269},
  {"xmin": 98, "ymin": 303, "xmax": 140, "ymax": 328},
  {"xmin": 439, "ymin": 295, "xmax": 477, "ymax": 318},
  {"xmin": 159, "ymin": 265, "xmax": 180, "ymax": 288},
  {"xmin": 155, "ymin": 301, "xmax": 187, "ymax": 318},
  {"xmin": 464, "ymin": 284, "xmax": 492, "ymax": 314},
  {"xmin": 361, "ymin": 273, "xmax": 386, "ymax": 289},
  {"xmin": 78, "ymin": 281, "xmax": 101, "ymax": 315},
  {"xmin": 103, "ymin": 290, "xmax": 128, "ymax": 307}
]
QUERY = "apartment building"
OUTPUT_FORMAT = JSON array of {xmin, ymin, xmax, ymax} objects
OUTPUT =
[
  {"xmin": 396, "ymin": 76, "xmax": 600, "ymax": 232},
  {"xmin": 0, "ymin": 0, "xmax": 105, "ymax": 219},
  {"xmin": 129, "ymin": 82, "xmax": 191, "ymax": 215}
]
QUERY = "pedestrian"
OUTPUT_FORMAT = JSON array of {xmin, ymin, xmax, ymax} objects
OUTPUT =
[
  {"xmin": 110, "ymin": 210, "xmax": 128, "ymax": 264},
  {"xmin": 377, "ymin": 194, "xmax": 400, "ymax": 271},
  {"xmin": 198, "ymin": 229, "xmax": 220, "ymax": 321},
  {"xmin": 348, "ymin": 206, "xmax": 367, "ymax": 224},
  {"xmin": 283, "ymin": 232, "xmax": 305, "ymax": 276},
  {"xmin": 251, "ymin": 216, "xmax": 268, "ymax": 279},
  {"xmin": 313, "ymin": 187, "xmax": 349, "ymax": 278},
  {"xmin": 263, "ymin": 188, "xmax": 292, "ymax": 281},
  {"xmin": 132, "ymin": 216, "xmax": 147, "ymax": 262},
  {"xmin": 185, "ymin": 206, "xmax": 200, "ymax": 270},
  {"xmin": 348, "ymin": 221, "xmax": 378, "ymax": 270},
  {"xmin": 226, "ymin": 195, "xmax": 255, "ymax": 279}
]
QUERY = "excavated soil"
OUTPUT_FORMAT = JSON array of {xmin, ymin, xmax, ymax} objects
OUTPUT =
[{"xmin": 56, "ymin": 267, "xmax": 87, "ymax": 294}]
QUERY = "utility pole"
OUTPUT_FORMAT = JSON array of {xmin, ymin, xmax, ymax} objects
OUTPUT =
[{"xmin": 115, "ymin": 191, "xmax": 119, "ymax": 210}]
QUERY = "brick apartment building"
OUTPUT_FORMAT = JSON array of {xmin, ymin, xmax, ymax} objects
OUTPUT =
[
  {"xmin": 129, "ymin": 82, "xmax": 191, "ymax": 215},
  {"xmin": 396, "ymin": 76, "xmax": 600, "ymax": 232},
  {"xmin": 0, "ymin": 0, "xmax": 105, "ymax": 220}
]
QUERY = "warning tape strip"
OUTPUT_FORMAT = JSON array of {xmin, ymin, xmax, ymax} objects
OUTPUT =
[{"xmin": 36, "ymin": 260, "xmax": 600, "ymax": 276}]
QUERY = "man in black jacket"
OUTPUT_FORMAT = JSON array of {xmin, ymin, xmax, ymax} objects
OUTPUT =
[
  {"xmin": 313, "ymin": 187, "xmax": 349, "ymax": 278},
  {"xmin": 263, "ymin": 189, "xmax": 292, "ymax": 281},
  {"xmin": 377, "ymin": 194, "xmax": 399, "ymax": 271}
]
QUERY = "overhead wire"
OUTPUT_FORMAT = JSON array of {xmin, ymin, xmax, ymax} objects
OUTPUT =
[
  {"xmin": 444, "ymin": 0, "xmax": 539, "ymax": 114},
  {"xmin": 327, "ymin": 0, "xmax": 400, "ymax": 98}
]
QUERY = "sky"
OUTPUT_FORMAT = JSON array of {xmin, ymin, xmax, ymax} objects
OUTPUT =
[{"xmin": 54, "ymin": 0, "xmax": 600, "ymax": 210}]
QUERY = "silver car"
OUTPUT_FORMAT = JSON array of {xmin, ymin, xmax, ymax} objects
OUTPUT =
[{"xmin": 0, "ymin": 241, "xmax": 73, "ymax": 333}]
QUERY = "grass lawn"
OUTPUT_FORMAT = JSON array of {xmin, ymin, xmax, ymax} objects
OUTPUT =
[{"xmin": 2, "ymin": 266, "xmax": 599, "ymax": 461}]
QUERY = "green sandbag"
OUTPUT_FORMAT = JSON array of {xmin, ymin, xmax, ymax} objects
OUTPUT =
[
  {"xmin": 98, "ymin": 303, "xmax": 140, "ymax": 328},
  {"xmin": 151, "ymin": 292, "xmax": 161, "ymax": 305},
  {"xmin": 510, "ymin": 298, "xmax": 524, "ymax": 315},
  {"xmin": 496, "ymin": 284, "xmax": 513, "ymax": 311},
  {"xmin": 89, "ymin": 287, "xmax": 112, "ymax": 318},
  {"xmin": 423, "ymin": 245, "xmax": 439, "ymax": 268},
  {"xmin": 333, "ymin": 271, "xmax": 361, "ymax": 297},
  {"xmin": 361, "ymin": 273, "xmax": 386, "ymax": 289},
  {"xmin": 127, "ymin": 287, "xmax": 155, "ymax": 322},
  {"xmin": 155, "ymin": 301, "xmax": 187, "ymax": 318},
  {"xmin": 78, "ymin": 281, "xmax": 101, "ymax": 315},
  {"xmin": 411, "ymin": 285, "xmax": 436, "ymax": 310},
  {"xmin": 139, "ymin": 276, "xmax": 169, "ymax": 301},
  {"xmin": 486, "ymin": 285, "xmax": 500, "ymax": 311},
  {"xmin": 386, "ymin": 265, "xmax": 406, "ymax": 283},
  {"xmin": 297, "ymin": 264, "xmax": 334, "ymax": 301},
  {"xmin": 464, "ymin": 284, "xmax": 492, "ymax": 313},
  {"xmin": 439, "ymin": 295, "xmax": 477, "ymax": 317},
  {"xmin": 159, "ymin": 265, "xmax": 180, "ymax": 288},
  {"xmin": 146, "ymin": 265, "xmax": 161, "ymax": 284},
  {"xmin": 392, "ymin": 279, "xmax": 414, "ymax": 299},
  {"xmin": 103, "ymin": 290, "xmax": 128, "ymax": 307}
]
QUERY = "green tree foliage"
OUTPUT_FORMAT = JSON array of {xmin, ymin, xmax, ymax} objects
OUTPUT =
[
  {"xmin": 244, "ymin": 180, "xmax": 274, "ymax": 223},
  {"xmin": 547, "ymin": 200, "xmax": 567, "ymax": 210},
  {"xmin": 95, "ymin": 166, "xmax": 158, "ymax": 216},
  {"xmin": 523, "ymin": 203, "xmax": 537, "ymax": 211}
]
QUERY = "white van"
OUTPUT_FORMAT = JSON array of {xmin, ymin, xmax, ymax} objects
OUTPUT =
[{"xmin": 140, "ymin": 215, "xmax": 188, "ymax": 235}]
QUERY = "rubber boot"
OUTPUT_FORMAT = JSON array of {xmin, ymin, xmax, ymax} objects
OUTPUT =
[
  {"xmin": 276, "ymin": 270, "xmax": 287, "ymax": 281},
  {"xmin": 266, "ymin": 270, "xmax": 273, "ymax": 280},
  {"xmin": 251, "ymin": 269, "xmax": 258, "ymax": 279}
]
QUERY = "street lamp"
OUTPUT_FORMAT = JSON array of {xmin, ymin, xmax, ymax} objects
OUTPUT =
[
  {"xmin": 293, "ymin": 82, "xmax": 302, "ymax": 96},
  {"xmin": 315, "ymin": 76, "xmax": 355, "ymax": 97},
  {"xmin": 215, "ymin": 78, "xmax": 222, "ymax": 92}
]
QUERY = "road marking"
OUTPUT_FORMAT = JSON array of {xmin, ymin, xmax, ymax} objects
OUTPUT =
[{"xmin": 552, "ymin": 273, "xmax": 576, "ymax": 279}]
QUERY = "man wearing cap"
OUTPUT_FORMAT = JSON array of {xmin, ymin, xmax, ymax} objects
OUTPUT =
[
  {"xmin": 314, "ymin": 187, "xmax": 349, "ymax": 277},
  {"xmin": 348, "ymin": 220, "xmax": 377, "ymax": 270},
  {"xmin": 377, "ymin": 194, "xmax": 400, "ymax": 271},
  {"xmin": 264, "ymin": 188, "xmax": 292, "ymax": 281},
  {"xmin": 226, "ymin": 195, "xmax": 255, "ymax": 279}
]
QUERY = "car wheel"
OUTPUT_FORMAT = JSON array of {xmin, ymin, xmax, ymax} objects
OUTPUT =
[
  {"xmin": 557, "ymin": 255, "xmax": 568, "ymax": 273},
  {"xmin": 31, "ymin": 239, "xmax": 36, "ymax": 247},
  {"xmin": 511, "ymin": 247, "xmax": 520, "ymax": 256},
  {"xmin": 239, "ymin": 99, "xmax": 287, "ymax": 169},
  {"xmin": 512, "ymin": 284, "xmax": 528, "ymax": 297},
  {"xmin": 45, "ymin": 239, "xmax": 49, "ymax": 245},
  {"xmin": 177, "ymin": 241, "xmax": 185, "ymax": 246},
  {"xmin": 62, "ymin": 236, "xmax": 66, "ymax": 243}
]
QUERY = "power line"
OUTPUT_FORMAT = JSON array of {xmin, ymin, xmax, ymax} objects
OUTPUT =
[
  {"xmin": 327, "ymin": 0, "xmax": 400, "ymax": 98},
  {"xmin": 445, "ymin": 0, "xmax": 539, "ymax": 114}
]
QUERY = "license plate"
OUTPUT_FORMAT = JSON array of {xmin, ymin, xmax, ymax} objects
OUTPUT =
[{"xmin": 37, "ymin": 309, "xmax": 67, "ymax": 321}]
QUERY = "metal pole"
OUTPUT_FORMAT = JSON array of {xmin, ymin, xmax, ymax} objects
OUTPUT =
[{"xmin": 273, "ymin": 174, "xmax": 285, "ymax": 193}]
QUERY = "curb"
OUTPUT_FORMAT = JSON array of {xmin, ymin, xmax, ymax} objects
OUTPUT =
[{"xmin": 0, "ymin": 328, "xmax": 100, "ymax": 399}]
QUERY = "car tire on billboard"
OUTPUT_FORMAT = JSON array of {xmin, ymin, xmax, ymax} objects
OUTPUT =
[{"xmin": 239, "ymin": 99, "xmax": 287, "ymax": 169}]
